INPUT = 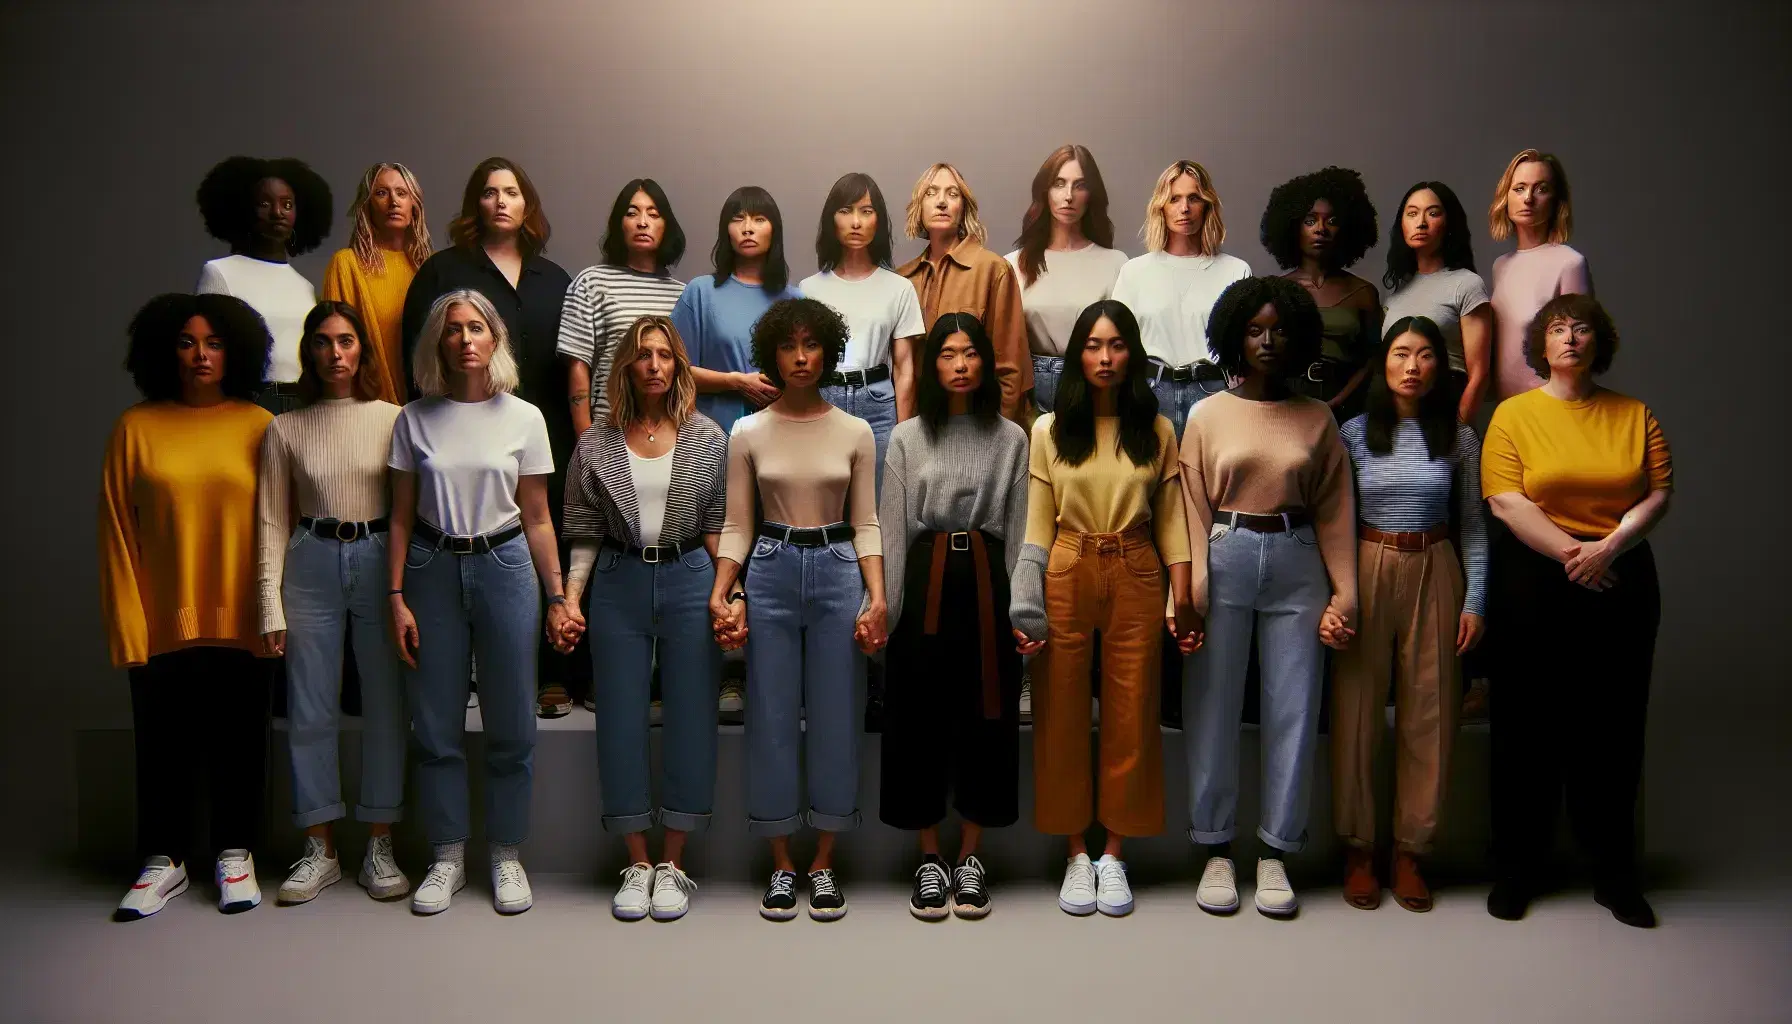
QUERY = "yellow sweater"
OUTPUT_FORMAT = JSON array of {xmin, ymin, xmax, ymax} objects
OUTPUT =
[
  {"xmin": 1023, "ymin": 414, "xmax": 1191, "ymax": 565},
  {"xmin": 322, "ymin": 247, "xmax": 418, "ymax": 405},
  {"xmin": 99, "ymin": 400, "xmax": 272, "ymax": 668},
  {"xmin": 1482, "ymin": 386, "xmax": 1672, "ymax": 538}
]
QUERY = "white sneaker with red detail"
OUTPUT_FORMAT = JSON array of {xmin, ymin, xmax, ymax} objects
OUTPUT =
[
  {"xmin": 114, "ymin": 856, "xmax": 188, "ymax": 921},
  {"xmin": 216, "ymin": 850, "xmax": 261, "ymax": 914}
]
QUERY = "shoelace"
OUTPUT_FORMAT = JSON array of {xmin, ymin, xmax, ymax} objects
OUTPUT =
[
  {"xmin": 219, "ymin": 858, "xmax": 250, "ymax": 882},
  {"xmin": 496, "ymin": 860, "xmax": 527, "ymax": 890},
  {"xmin": 766, "ymin": 871, "xmax": 796, "ymax": 901},
  {"xmin": 1065, "ymin": 860, "xmax": 1097, "ymax": 894},
  {"xmin": 421, "ymin": 863, "xmax": 459, "ymax": 891},
  {"xmin": 953, "ymin": 858, "xmax": 986, "ymax": 897},
  {"xmin": 365, "ymin": 837, "xmax": 399, "ymax": 878},
  {"xmin": 619, "ymin": 864, "xmax": 653, "ymax": 895},
  {"xmin": 656, "ymin": 865, "xmax": 696, "ymax": 896},
  {"xmin": 1096, "ymin": 859, "xmax": 1128, "ymax": 892},
  {"xmin": 287, "ymin": 840, "xmax": 330, "ymax": 879},
  {"xmin": 914, "ymin": 862, "xmax": 948, "ymax": 902},
  {"xmin": 809, "ymin": 870, "xmax": 840, "ymax": 900},
  {"xmin": 1259, "ymin": 860, "xmax": 1290, "ymax": 890}
]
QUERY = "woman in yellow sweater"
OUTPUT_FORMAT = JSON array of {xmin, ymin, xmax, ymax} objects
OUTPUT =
[
  {"xmin": 322, "ymin": 162, "xmax": 433, "ymax": 406},
  {"xmin": 100, "ymin": 293, "xmax": 276, "ymax": 921}
]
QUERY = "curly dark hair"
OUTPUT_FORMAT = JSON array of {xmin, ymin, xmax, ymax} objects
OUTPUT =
[
  {"xmin": 1206, "ymin": 276, "xmax": 1323, "ymax": 379},
  {"xmin": 195, "ymin": 155, "xmax": 333, "ymax": 255},
  {"xmin": 125, "ymin": 293, "xmax": 271, "ymax": 401},
  {"xmin": 749, "ymin": 298, "xmax": 847, "ymax": 389},
  {"xmin": 1384, "ymin": 181, "xmax": 1476, "ymax": 292},
  {"xmin": 1525, "ymin": 293, "xmax": 1618, "ymax": 379},
  {"xmin": 1260, "ymin": 166, "xmax": 1378, "ymax": 271}
]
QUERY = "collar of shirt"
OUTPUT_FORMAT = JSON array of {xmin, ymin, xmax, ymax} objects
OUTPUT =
[{"xmin": 900, "ymin": 236, "xmax": 985, "ymax": 278}]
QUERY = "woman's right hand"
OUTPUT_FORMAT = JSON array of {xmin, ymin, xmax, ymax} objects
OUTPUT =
[
  {"xmin": 390, "ymin": 596, "xmax": 420, "ymax": 668},
  {"xmin": 711, "ymin": 597, "xmax": 747, "ymax": 651},
  {"xmin": 260, "ymin": 630, "xmax": 286, "ymax": 658},
  {"xmin": 735, "ymin": 372, "xmax": 782, "ymax": 408},
  {"xmin": 1013, "ymin": 628, "xmax": 1046, "ymax": 656}
]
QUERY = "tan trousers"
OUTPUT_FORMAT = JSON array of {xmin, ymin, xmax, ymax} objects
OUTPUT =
[
  {"xmin": 1330, "ymin": 537, "xmax": 1463, "ymax": 854},
  {"xmin": 1034, "ymin": 524, "xmax": 1165, "ymax": 837}
]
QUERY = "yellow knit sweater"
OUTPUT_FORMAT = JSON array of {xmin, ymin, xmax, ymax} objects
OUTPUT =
[{"xmin": 322, "ymin": 247, "xmax": 418, "ymax": 405}]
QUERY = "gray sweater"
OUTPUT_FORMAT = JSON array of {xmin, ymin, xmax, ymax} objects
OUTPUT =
[{"xmin": 877, "ymin": 414, "xmax": 1031, "ymax": 631}]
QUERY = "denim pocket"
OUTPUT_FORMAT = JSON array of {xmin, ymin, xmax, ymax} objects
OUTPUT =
[
  {"xmin": 286, "ymin": 529, "xmax": 310, "ymax": 553},
  {"xmin": 489, "ymin": 534, "xmax": 533, "ymax": 569},
  {"xmin": 1045, "ymin": 540, "xmax": 1082, "ymax": 577},
  {"xmin": 404, "ymin": 540, "xmax": 438, "ymax": 570},
  {"xmin": 680, "ymin": 546, "xmax": 714, "ymax": 571},
  {"xmin": 751, "ymin": 537, "xmax": 781, "ymax": 560},
  {"xmin": 1122, "ymin": 544, "xmax": 1164, "ymax": 581},
  {"xmin": 1290, "ymin": 524, "xmax": 1320, "ymax": 548},
  {"xmin": 826, "ymin": 539, "xmax": 859, "ymax": 562},
  {"xmin": 594, "ymin": 547, "xmax": 623, "ymax": 574}
]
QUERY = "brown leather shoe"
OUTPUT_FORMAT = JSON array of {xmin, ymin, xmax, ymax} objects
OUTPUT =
[
  {"xmin": 536, "ymin": 684, "xmax": 572, "ymax": 719},
  {"xmin": 1343, "ymin": 847, "xmax": 1380, "ymax": 909},
  {"xmin": 1391, "ymin": 851, "xmax": 1432, "ymax": 912}
]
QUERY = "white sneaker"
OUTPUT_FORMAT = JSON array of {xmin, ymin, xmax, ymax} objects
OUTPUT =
[
  {"xmin": 216, "ymin": 850, "xmax": 261, "ymax": 914},
  {"xmin": 492, "ymin": 851, "xmax": 532, "ymax": 914},
  {"xmin": 277, "ymin": 836, "xmax": 340, "ymax": 905},
  {"xmin": 359, "ymin": 834, "xmax": 410, "ymax": 899},
  {"xmin": 1058, "ymin": 853, "xmax": 1097, "ymax": 916},
  {"xmin": 1018, "ymin": 679, "xmax": 1032, "ymax": 722},
  {"xmin": 114, "ymin": 856, "xmax": 188, "ymax": 921},
  {"xmin": 651, "ymin": 862, "xmax": 697, "ymax": 921},
  {"xmin": 1255, "ymin": 857, "xmax": 1299, "ymax": 917},
  {"xmin": 1197, "ymin": 856, "xmax": 1240, "ymax": 914},
  {"xmin": 1094, "ymin": 854, "xmax": 1133, "ymax": 916},
  {"xmin": 466, "ymin": 690, "xmax": 480, "ymax": 709},
  {"xmin": 613, "ymin": 861, "xmax": 654, "ymax": 920},
  {"xmin": 411, "ymin": 860, "xmax": 466, "ymax": 915}
]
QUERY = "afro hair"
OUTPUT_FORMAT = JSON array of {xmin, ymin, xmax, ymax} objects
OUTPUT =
[
  {"xmin": 1260, "ymin": 166, "xmax": 1378, "ymax": 271},
  {"xmin": 125, "ymin": 292, "xmax": 272, "ymax": 401},
  {"xmin": 1205, "ymin": 275, "xmax": 1323, "ymax": 378},
  {"xmin": 749, "ymin": 298, "xmax": 848, "ymax": 388},
  {"xmin": 196, "ymin": 155, "xmax": 333, "ymax": 256}
]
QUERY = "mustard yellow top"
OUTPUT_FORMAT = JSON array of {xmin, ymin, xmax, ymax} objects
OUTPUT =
[
  {"xmin": 98, "ymin": 400, "xmax": 272, "ymax": 668},
  {"xmin": 322, "ymin": 247, "xmax": 418, "ymax": 405},
  {"xmin": 1023, "ymin": 413, "xmax": 1190, "ymax": 564},
  {"xmin": 1481, "ymin": 386, "xmax": 1673, "ymax": 538}
]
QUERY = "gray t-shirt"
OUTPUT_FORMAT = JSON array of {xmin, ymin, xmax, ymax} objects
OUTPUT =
[{"xmin": 1382, "ymin": 268, "xmax": 1491, "ymax": 373}]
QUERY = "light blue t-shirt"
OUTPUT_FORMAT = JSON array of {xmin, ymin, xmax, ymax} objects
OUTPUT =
[{"xmin": 672, "ymin": 274, "xmax": 803, "ymax": 436}]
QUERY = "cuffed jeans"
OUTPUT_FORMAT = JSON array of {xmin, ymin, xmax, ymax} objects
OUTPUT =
[
  {"xmin": 281, "ymin": 530, "xmax": 407, "ymax": 827},
  {"xmin": 743, "ymin": 528, "xmax": 865, "ymax": 836},
  {"xmin": 402, "ymin": 532, "xmax": 540, "ymax": 845},
  {"xmin": 1183, "ymin": 523, "xmax": 1330, "ymax": 852},
  {"xmin": 1031, "ymin": 355, "xmax": 1065, "ymax": 414},
  {"xmin": 821, "ymin": 377, "xmax": 897, "ymax": 497},
  {"xmin": 587, "ymin": 544, "xmax": 720, "ymax": 834}
]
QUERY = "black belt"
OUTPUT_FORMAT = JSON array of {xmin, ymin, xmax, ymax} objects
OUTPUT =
[
  {"xmin": 1148, "ymin": 359, "xmax": 1226, "ymax": 385},
  {"xmin": 300, "ymin": 516, "xmax": 388, "ymax": 542},
  {"xmin": 413, "ymin": 520, "xmax": 525, "ymax": 555},
  {"xmin": 757, "ymin": 522, "xmax": 856, "ymax": 548},
  {"xmin": 821, "ymin": 365, "xmax": 890, "ymax": 388},
  {"xmin": 1217, "ymin": 509, "xmax": 1312, "ymax": 533},
  {"xmin": 601, "ymin": 535, "xmax": 701, "ymax": 564},
  {"xmin": 260, "ymin": 381, "xmax": 302, "ymax": 395}
]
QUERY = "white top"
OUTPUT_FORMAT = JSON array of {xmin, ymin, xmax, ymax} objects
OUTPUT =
[
  {"xmin": 1002, "ymin": 244, "xmax": 1129, "ymax": 357},
  {"xmin": 627, "ymin": 445, "xmax": 676, "ymax": 547},
  {"xmin": 197, "ymin": 255, "xmax": 317, "ymax": 384},
  {"xmin": 388, "ymin": 393, "xmax": 554, "ymax": 537},
  {"xmin": 797, "ymin": 267, "xmax": 925, "ymax": 369},
  {"xmin": 1382, "ymin": 267, "xmax": 1491, "ymax": 374},
  {"xmin": 1111, "ymin": 251, "xmax": 1253, "ymax": 367}
]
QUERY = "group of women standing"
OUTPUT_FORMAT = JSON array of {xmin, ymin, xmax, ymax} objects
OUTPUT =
[{"xmin": 100, "ymin": 145, "xmax": 1670, "ymax": 933}]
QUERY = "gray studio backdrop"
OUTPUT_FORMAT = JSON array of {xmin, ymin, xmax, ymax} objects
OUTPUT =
[{"xmin": 1, "ymin": 0, "xmax": 1785, "ymax": 881}]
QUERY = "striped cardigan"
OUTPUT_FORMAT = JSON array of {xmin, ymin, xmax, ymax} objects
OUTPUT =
[{"xmin": 562, "ymin": 414, "xmax": 728, "ymax": 548}]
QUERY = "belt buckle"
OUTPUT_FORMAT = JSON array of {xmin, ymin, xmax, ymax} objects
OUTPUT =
[
  {"xmin": 334, "ymin": 520, "xmax": 359, "ymax": 543},
  {"xmin": 642, "ymin": 545, "xmax": 662, "ymax": 564},
  {"xmin": 448, "ymin": 536, "xmax": 476, "ymax": 555},
  {"xmin": 1306, "ymin": 361, "xmax": 1324, "ymax": 383},
  {"xmin": 949, "ymin": 531, "xmax": 971, "ymax": 551}
]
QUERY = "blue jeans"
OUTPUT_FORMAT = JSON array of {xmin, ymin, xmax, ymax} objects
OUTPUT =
[
  {"xmin": 820, "ymin": 377, "xmax": 897, "ymax": 497},
  {"xmin": 697, "ymin": 393, "xmax": 749, "ymax": 438},
  {"xmin": 743, "ymin": 527, "xmax": 865, "ymax": 836},
  {"xmin": 1148, "ymin": 362, "xmax": 1229, "ymax": 438},
  {"xmin": 1031, "ymin": 355, "xmax": 1065, "ymax": 414},
  {"xmin": 402, "ymin": 531, "xmax": 540, "ymax": 845},
  {"xmin": 1182, "ymin": 523, "xmax": 1330, "ymax": 852},
  {"xmin": 587, "ymin": 544, "xmax": 720, "ymax": 833},
  {"xmin": 281, "ymin": 529, "xmax": 407, "ymax": 827}
]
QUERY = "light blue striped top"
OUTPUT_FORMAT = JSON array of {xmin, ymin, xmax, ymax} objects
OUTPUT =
[{"xmin": 1338, "ymin": 415, "xmax": 1487, "ymax": 616}]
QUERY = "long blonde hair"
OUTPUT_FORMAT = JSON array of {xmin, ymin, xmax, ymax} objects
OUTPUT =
[
  {"xmin": 1143, "ymin": 160, "xmax": 1226, "ymax": 255},
  {"xmin": 411, "ymin": 290, "xmax": 521, "ymax": 398},
  {"xmin": 348, "ymin": 162, "xmax": 433, "ymax": 275},
  {"xmin": 606, "ymin": 316, "xmax": 696, "ymax": 429},
  {"xmin": 904, "ymin": 162, "xmax": 986, "ymax": 245},
  {"xmin": 1487, "ymin": 148, "xmax": 1574, "ymax": 244}
]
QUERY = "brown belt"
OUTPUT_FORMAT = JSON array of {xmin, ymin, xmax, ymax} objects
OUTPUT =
[
  {"xmin": 921, "ymin": 530, "xmax": 1001, "ymax": 720},
  {"xmin": 1359, "ymin": 524, "xmax": 1449, "ymax": 551}
]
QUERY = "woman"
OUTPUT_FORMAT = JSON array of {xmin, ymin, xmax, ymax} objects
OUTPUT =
[
  {"xmin": 387, "ymin": 289, "xmax": 579, "ymax": 916},
  {"xmin": 1113, "ymin": 160, "xmax": 1251, "ymax": 437},
  {"xmin": 196, "ymin": 155, "xmax": 332, "ymax": 414},
  {"xmin": 896, "ymin": 163, "xmax": 1029, "ymax": 423},
  {"xmin": 101, "ymin": 293, "xmax": 275, "ymax": 920},
  {"xmin": 878, "ymin": 313, "xmax": 1028, "ymax": 920},
  {"xmin": 1487, "ymin": 149, "xmax": 1592, "ymax": 402},
  {"xmin": 322, "ymin": 162, "xmax": 433, "ymax": 406},
  {"xmin": 558, "ymin": 178, "xmax": 689, "ymax": 435},
  {"xmin": 1009, "ymin": 299, "xmax": 1197, "ymax": 918},
  {"xmin": 561, "ymin": 316, "xmax": 727, "ymax": 922},
  {"xmin": 1332, "ymin": 316, "xmax": 1487, "ymax": 912},
  {"xmin": 1381, "ymin": 182, "xmax": 1492, "ymax": 422},
  {"xmin": 256, "ymin": 301, "xmax": 409, "ymax": 906},
  {"xmin": 1179, "ymin": 276, "xmax": 1356, "ymax": 919},
  {"xmin": 1005, "ymin": 145, "xmax": 1128, "ymax": 416},
  {"xmin": 1482, "ymin": 294, "xmax": 1670, "ymax": 929},
  {"xmin": 1261, "ymin": 167, "xmax": 1381, "ymax": 422},
  {"xmin": 675, "ymin": 185, "xmax": 804, "ymax": 438},
  {"xmin": 709, "ymin": 299, "xmax": 885, "ymax": 922}
]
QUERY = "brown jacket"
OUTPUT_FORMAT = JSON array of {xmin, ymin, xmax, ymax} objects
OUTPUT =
[{"xmin": 897, "ymin": 238, "xmax": 1032, "ymax": 422}]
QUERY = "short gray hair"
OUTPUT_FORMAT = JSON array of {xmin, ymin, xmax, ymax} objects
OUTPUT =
[{"xmin": 411, "ymin": 289, "xmax": 521, "ymax": 397}]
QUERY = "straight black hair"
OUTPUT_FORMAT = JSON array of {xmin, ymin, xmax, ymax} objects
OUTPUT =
[
  {"xmin": 815, "ymin": 172, "xmax": 893, "ymax": 272},
  {"xmin": 1052, "ymin": 299, "xmax": 1161, "ymax": 468},
  {"xmin": 1364, "ymin": 315, "xmax": 1459, "ymax": 459},
  {"xmin": 916, "ymin": 312, "xmax": 1002, "ymax": 439},
  {"xmin": 711, "ymin": 185, "xmax": 789, "ymax": 293},
  {"xmin": 601, "ymin": 178, "xmax": 686, "ymax": 272},
  {"xmin": 1383, "ymin": 181, "xmax": 1476, "ymax": 293}
]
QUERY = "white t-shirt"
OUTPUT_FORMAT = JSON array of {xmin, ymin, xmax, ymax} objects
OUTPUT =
[
  {"xmin": 196, "ymin": 255, "xmax": 317, "ymax": 384},
  {"xmin": 627, "ymin": 445, "xmax": 675, "ymax": 547},
  {"xmin": 798, "ymin": 267, "xmax": 925, "ymax": 370},
  {"xmin": 388, "ymin": 393, "xmax": 554, "ymax": 537},
  {"xmin": 1110, "ymin": 251, "xmax": 1252, "ymax": 367},
  {"xmin": 1003, "ymin": 244, "xmax": 1129, "ymax": 357}
]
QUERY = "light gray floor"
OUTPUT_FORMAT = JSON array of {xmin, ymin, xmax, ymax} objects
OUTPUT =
[{"xmin": 5, "ymin": 874, "xmax": 1788, "ymax": 1023}]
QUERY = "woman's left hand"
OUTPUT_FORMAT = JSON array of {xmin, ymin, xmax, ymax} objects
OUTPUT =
[
  {"xmin": 854, "ymin": 602, "xmax": 888, "ymax": 655},
  {"xmin": 1456, "ymin": 612, "xmax": 1485, "ymax": 655},
  {"xmin": 1319, "ymin": 603, "xmax": 1355, "ymax": 650},
  {"xmin": 546, "ymin": 602, "xmax": 582, "ymax": 653},
  {"xmin": 1564, "ymin": 537, "xmax": 1620, "ymax": 590}
]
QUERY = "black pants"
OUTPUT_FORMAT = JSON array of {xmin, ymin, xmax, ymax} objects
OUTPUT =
[
  {"xmin": 1490, "ymin": 535, "xmax": 1659, "ymax": 885},
  {"xmin": 129, "ymin": 646, "xmax": 274, "ymax": 862},
  {"xmin": 880, "ymin": 534, "xmax": 1022, "ymax": 830}
]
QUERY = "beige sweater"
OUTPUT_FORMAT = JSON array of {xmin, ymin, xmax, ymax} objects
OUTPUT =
[{"xmin": 719, "ymin": 406, "xmax": 882, "ymax": 564}]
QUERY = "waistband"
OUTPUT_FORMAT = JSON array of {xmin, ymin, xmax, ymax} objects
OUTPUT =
[
  {"xmin": 916, "ymin": 530, "xmax": 1003, "ymax": 720},
  {"xmin": 300, "ymin": 516, "xmax": 388, "ymax": 542},
  {"xmin": 1359, "ymin": 524, "xmax": 1449, "ymax": 551},
  {"xmin": 260, "ymin": 381, "xmax": 303, "ymax": 395},
  {"xmin": 1031, "ymin": 354, "xmax": 1066, "ymax": 372},
  {"xmin": 821, "ymin": 364, "xmax": 890, "ymax": 388},
  {"xmin": 1216, "ymin": 509, "xmax": 1312, "ymax": 533},
  {"xmin": 1147, "ymin": 358, "xmax": 1227, "ymax": 385},
  {"xmin": 758, "ymin": 521, "xmax": 855, "ymax": 548},
  {"xmin": 413, "ymin": 520, "xmax": 524, "ymax": 555},
  {"xmin": 1054, "ymin": 521, "xmax": 1155, "ymax": 551},
  {"xmin": 601, "ymin": 534, "xmax": 703, "ymax": 563}
]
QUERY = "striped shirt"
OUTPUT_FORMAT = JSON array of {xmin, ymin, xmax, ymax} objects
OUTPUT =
[
  {"xmin": 1339, "ymin": 415, "xmax": 1488, "ymax": 616},
  {"xmin": 561, "ymin": 414, "xmax": 728, "ymax": 549},
  {"xmin": 555, "ymin": 264, "xmax": 686, "ymax": 421}
]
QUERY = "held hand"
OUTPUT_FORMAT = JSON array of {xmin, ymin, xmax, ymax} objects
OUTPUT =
[
  {"xmin": 1168, "ymin": 607, "xmax": 1205, "ymax": 655},
  {"xmin": 1319, "ymin": 605, "xmax": 1355, "ymax": 651},
  {"xmin": 713, "ymin": 602, "xmax": 748, "ymax": 651},
  {"xmin": 1456, "ymin": 612, "xmax": 1485, "ymax": 655},
  {"xmin": 1563, "ymin": 538, "xmax": 1620, "ymax": 591},
  {"xmin": 545, "ymin": 603, "xmax": 580, "ymax": 653},
  {"xmin": 260, "ymin": 630, "xmax": 286, "ymax": 658},
  {"xmin": 854, "ymin": 603, "xmax": 889, "ymax": 656},
  {"xmin": 390, "ymin": 597, "xmax": 420, "ymax": 669},
  {"xmin": 1013, "ymin": 627, "xmax": 1046, "ymax": 657},
  {"xmin": 737, "ymin": 372, "xmax": 782, "ymax": 408}
]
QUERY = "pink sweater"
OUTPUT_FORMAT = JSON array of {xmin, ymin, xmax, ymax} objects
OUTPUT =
[{"xmin": 1489, "ymin": 243, "xmax": 1592, "ymax": 400}]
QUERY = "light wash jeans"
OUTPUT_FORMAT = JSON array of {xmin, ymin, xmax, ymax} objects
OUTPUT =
[
  {"xmin": 1148, "ymin": 361, "xmax": 1230, "ymax": 438},
  {"xmin": 1182, "ymin": 523, "xmax": 1330, "ymax": 852},
  {"xmin": 1031, "ymin": 355, "xmax": 1065, "ymax": 415},
  {"xmin": 820, "ymin": 376, "xmax": 897, "ymax": 497},
  {"xmin": 743, "ymin": 527, "xmax": 865, "ymax": 836},
  {"xmin": 402, "ymin": 531, "xmax": 540, "ymax": 845},
  {"xmin": 586, "ymin": 544, "xmax": 720, "ymax": 833},
  {"xmin": 282, "ymin": 529, "xmax": 407, "ymax": 827}
]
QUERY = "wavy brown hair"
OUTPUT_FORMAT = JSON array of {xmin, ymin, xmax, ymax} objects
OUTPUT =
[
  {"xmin": 606, "ymin": 316, "xmax": 697, "ymax": 429},
  {"xmin": 1143, "ymin": 160, "xmax": 1227, "ymax": 255},
  {"xmin": 347, "ymin": 162, "xmax": 433, "ymax": 275},
  {"xmin": 1013, "ymin": 144, "xmax": 1113, "ymax": 286},
  {"xmin": 904, "ymin": 163, "xmax": 986, "ymax": 245},
  {"xmin": 296, "ymin": 301, "xmax": 387, "ymax": 405},
  {"xmin": 447, "ymin": 157, "xmax": 551, "ymax": 256}
]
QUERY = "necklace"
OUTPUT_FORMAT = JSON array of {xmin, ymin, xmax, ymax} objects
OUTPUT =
[{"xmin": 639, "ymin": 417, "xmax": 667, "ymax": 443}]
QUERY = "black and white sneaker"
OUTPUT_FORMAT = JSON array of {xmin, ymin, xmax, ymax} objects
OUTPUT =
[
  {"xmin": 759, "ymin": 870, "xmax": 798, "ymax": 921},
  {"xmin": 952, "ymin": 855, "xmax": 992, "ymax": 919},
  {"xmin": 909, "ymin": 857, "xmax": 950, "ymax": 920},
  {"xmin": 807, "ymin": 868, "xmax": 847, "ymax": 921}
]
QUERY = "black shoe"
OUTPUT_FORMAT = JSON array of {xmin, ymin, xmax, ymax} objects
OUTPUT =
[
  {"xmin": 1594, "ymin": 884, "xmax": 1657, "ymax": 929},
  {"xmin": 807, "ymin": 868, "xmax": 847, "ymax": 921},
  {"xmin": 1487, "ymin": 879, "xmax": 1532, "ymax": 921},
  {"xmin": 909, "ymin": 857, "xmax": 950, "ymax": 920},
  {"xmin": 759, "ymin": 870, "xmax": 798, "ymax": 921},
  {"xmin": 952, "ymin": 855, "xmax": 992, "ymax": 919}
]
